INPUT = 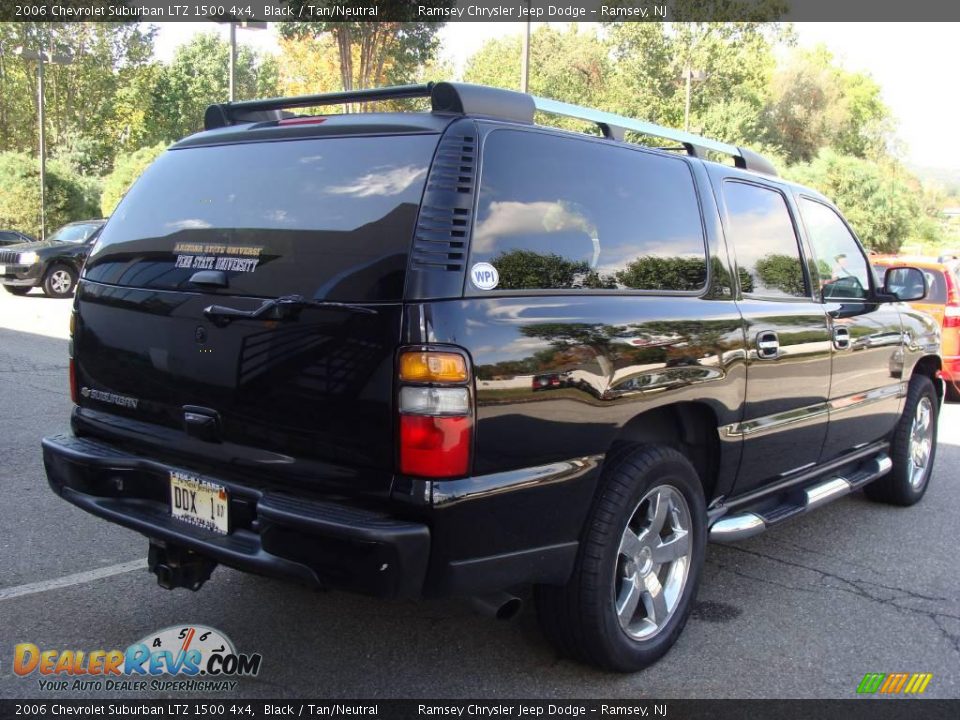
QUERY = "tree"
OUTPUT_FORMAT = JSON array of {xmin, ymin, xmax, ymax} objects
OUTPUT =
[
  {"xmin": 764, "ymin": 46, "xmax": 891, "ymax": 164},
  {"xmin": 278, "ymin": 13, "xmax": 443, "ymax": 96},
  {"xmin": 604, "ymin": 22, "xmax": 789, "ymax": 135},
  {"xmin": 464, "ymin": 25, "xmax": 611, "ymax": 121},
  {"xmin": 786, "ymin": 149, "xmax": 930, "ymax": 253},
  {"xmin": 100, "ymin": 142, "xmax": 166, "ymax": 216},
  {"xmin": 0, "ymin": 22, "xmax": 157, "ymax": 175},
  {"xmin": 150, "ymin": 33, "xmax": 278, "ymax": 140},
  {"xmin": 614, "ymin": 256, "xmax": 707, "ymax": 291},
  {"xmin": 0, "ymin": 151, "xmax": 100, "ymax": 236},
  {"xmin": 754, "ymin": 254, "xmax": 806, "ymax": 296},
  {"xmin": 490, "ymin": 250, "xmax": 592, "ymax": 290}
]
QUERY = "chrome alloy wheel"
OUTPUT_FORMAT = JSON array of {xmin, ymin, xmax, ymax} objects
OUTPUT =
[
  {"xmin": 50, "ymin": 270, "xmax": 72, "ymax": 294},
  {"xmin": 613, "ymin": 485, "xmax": 692, "ymax": 640},
  {"xmin": 908, "ymin": 396, "xmax": 934, "ymax": 489}
]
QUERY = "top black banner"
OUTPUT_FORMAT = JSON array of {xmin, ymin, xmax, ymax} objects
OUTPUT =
[{"xmin": 0, "ymin": 0, "xmax": 958, "ymax": 23}]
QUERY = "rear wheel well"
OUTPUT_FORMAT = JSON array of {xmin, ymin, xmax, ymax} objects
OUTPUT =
[
  {"xmin": 607, "ymin": 403, "xmax": 721, "ymax": 503},
  {"xmin": 912, "ymin": 355, "xmax": 943, "ymax": 407}
]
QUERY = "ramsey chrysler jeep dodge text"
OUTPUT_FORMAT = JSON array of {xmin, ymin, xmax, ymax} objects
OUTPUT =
[{"xmin": 42, "ymin": 83, "xmax": 942, "ymax": 671}]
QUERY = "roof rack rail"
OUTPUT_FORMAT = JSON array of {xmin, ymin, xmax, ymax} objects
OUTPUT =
[
  {"xmin": 532, "ymin": 96, "xmax": 777, "ymax": 176},
  {"xmin": 204, "ymin": 81, "xmax": 535, "ymax": 131},
  {"xmin": 204, "ymin": 83, "xmax": 435, "ymax": 129},
  {"xmin": 204, "ymin": 81, "xmax": 777, "ymax": 177}
]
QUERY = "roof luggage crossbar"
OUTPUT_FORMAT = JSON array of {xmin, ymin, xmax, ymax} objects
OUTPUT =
[
  {"xmin": 204, "ymin": 83, "xmax": 435, "ymax": 130},
  {"xmin": 204, "ymin": 81, "xmax": 777, "ymax": 177}
]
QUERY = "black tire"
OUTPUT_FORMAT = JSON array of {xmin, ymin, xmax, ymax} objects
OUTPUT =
[
  {"xmin": 3, "ymin": 285, "xmax": 31, "ymax": 296},
  {"xmin": 535, "ymin": 444, "xmax": 707, "ymax": 671},
  {"xmin": 42, "ymin": 263, "xmax": 77, "ymax": 298},
  {"xmin": 865, "ymin": 375, "xmax": 938, "ymax": 506}
]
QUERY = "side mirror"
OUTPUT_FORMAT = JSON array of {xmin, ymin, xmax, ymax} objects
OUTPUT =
[{"xmin": 883, "ymin": 266, "xmax": 927, "ymax": 302}]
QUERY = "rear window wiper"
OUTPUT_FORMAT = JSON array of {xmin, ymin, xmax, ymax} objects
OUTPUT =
[{"xmin": 203, "ymin": 295, "xmax": 378, "ymax": 325}]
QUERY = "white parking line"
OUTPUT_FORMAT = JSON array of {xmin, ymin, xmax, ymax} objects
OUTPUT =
[{"xmin": 0, "ymin": 559, "xmax": 146, "ymax": 601}]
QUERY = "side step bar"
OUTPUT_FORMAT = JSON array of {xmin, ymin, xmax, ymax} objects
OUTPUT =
[{"xmin": 709, "ymin": 453, "xmax": 893, "ymax": 542}]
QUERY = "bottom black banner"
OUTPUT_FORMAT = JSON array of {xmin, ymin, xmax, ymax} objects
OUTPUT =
[{"xmin": 0, "ymin": 700, "xmax": 957, "ymax": 720}]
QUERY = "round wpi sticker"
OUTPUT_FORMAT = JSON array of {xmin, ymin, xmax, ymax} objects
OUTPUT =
[{"xmin": 470, "ymin": 262, "xmax": 499, "ymax": 290}]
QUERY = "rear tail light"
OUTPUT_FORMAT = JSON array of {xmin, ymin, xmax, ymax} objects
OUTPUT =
[
  {"xmin": 944, "ymin": 272, "xmax": 960, "ymax": 328},
  {"xmin": 944, "ymin": 305, "xmax": 960, "ymax": 329},
  {"xmin": 397, "ymin": 350, "xmax": 472, "ymax": 478},
  {"xmin": 399, "ymin": 352, "xmax": 468, "ymax": 383}
]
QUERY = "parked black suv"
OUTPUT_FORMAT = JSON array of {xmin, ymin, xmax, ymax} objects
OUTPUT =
[
  {"xmin": 1, "ymin": 219, "xmax": 105, "ymax": 297},
  {"xmin": 42, "ymin": 83, "xmax": 942, "ymax": 671}
]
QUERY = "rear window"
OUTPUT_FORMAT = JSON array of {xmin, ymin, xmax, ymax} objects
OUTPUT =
[
  {"xmin": 85, "ymin": 135, "xmax": 438, "ymax": 301},
  {"xmin": 468, "ymin": 130, "xmax": 707, "ymax": 293}
]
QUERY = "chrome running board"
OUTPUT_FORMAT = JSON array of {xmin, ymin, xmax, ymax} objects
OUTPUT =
[{"xmin": 709, "ymin": 453, "xmax": 893, "ymax": 542}]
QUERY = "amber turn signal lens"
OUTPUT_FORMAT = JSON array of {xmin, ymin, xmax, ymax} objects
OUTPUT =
[{"xmin": 399, "ymin": 352, "xmax": 468, "ymax": 383}]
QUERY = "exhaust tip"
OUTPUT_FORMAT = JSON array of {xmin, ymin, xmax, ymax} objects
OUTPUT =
[
  {"xmin": 469, "ymin": 592, "xmax": 523, "ymax": 621},
  {"xmin": 495, "ymin": 596, "xmax": 523, "ymax": 621}
]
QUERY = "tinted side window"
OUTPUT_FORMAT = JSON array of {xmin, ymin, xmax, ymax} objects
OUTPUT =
[
  {"xmin": 470, "ymin": 130, "xmax": 707, "ymax": 292},
  {"xmin": 798, "ymin": 198, "xmax": 871, "ymax": 301},
  {"xmin": 722, "ymin": 182, "xmax": 808, "ymax": 299}
]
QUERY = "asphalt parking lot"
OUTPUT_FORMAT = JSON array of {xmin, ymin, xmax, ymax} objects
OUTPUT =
[{"xmin": 1, "ymin": 287, "xmax": 958, "ymax": 700}]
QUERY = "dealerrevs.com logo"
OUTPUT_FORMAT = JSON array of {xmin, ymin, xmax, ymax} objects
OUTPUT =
[{"xmin": 14, "ymin": 625, "xmax": 262, "ymax": 692}]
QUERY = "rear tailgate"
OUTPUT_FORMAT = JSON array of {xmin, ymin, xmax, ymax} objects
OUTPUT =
[{"xmin": 75, "ymin": 133, "xmax": 440, "ymax": 495}]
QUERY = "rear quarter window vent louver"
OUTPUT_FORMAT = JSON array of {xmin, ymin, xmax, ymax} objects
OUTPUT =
[{"xmin": 411, "ymin": 132, "xmax": 477, "ymax": 274}]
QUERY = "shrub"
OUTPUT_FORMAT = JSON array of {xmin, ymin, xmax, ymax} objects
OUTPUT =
[
  {"xmin": 100, "ymin": 142, "xmax": 167, "ymax": 216},
  {"xmin": 0, "ymin": 152, "xmax": 101, "ymax": 238}
]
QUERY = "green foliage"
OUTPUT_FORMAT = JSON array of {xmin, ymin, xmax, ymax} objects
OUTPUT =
[
  {"xmin": 100, "ymin": 142, "xmax": 166, "ymax": 217},
  {"xmin": 0, "ymin": 151, "xmax": 100, "ymax": 237},
  {"xmin": 604, "ymin": 22, "xmax": 787, "ymax": 132},
  {"xmin": 0, "ymin": 23, "xmax": 158, "ymax": 175},
  {"xmin": 614, "ymin": 256, "xmax": 707, "ymax": 291},
  {"xmin": 764, "ymin": 45, "xmax": 890, "ymax": 164},
  {"xmin": 279, "ymin": 16, "xmax": 443, "ymax": 93},
  {"xmin": 150, "ymin": 33, "xmax": 278, "ymax": 140},
  {"xmin": 492, "ymin": 250, "xmax": 590, "ymax": 290},
  {"xmin": 754, "ymin": 254, "xmax": 807, "ymax": 296},
  {"xmin": 786, "ymin": 149, "xmax": 931, "ymax": 253}
]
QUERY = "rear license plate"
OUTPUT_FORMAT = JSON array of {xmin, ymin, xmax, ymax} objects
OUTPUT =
[{"xmin": 170, "ymin": 470, "xmax": 228, "ymax": 535}]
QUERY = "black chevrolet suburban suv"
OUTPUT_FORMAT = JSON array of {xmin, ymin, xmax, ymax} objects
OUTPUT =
[{"xmin": 42, "ymin": 83, "xmax": 942, "ymax": 671}]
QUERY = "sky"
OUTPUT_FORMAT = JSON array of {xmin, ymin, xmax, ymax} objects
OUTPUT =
[{"xmin": 151, "ymin": 21, "xmax": 960, "ymax": 171}]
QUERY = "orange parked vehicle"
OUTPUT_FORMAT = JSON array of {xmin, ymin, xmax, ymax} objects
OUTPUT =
[{"xmin": 872, "ymin": 255, "xmax": 960, "ymax": 400}]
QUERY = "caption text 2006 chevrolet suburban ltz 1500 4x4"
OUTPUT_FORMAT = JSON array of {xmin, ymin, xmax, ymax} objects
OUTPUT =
[{"xmin": 42, "ymin": 83, "xmax": 942, "ymax": 671}]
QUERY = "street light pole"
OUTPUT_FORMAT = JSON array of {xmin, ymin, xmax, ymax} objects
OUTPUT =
[
  {"xmin": 229, "ymin": 21, "xmax": 236, "ymax": 102},
  {"xmin": 37, "ymin": 52, "xmax": 46, "ymax": 239},
  {"xmin": 218, "ymin": 21, "xmax": 266, "ymax": 103},
  {"xmin": 520, "ymin": 14, "xmax": 531, "ymax": 93},
  {"xmin": 13, "ymin": 45, "xmax": 73, "ymax": 240},
  {"xmin": 683, "ymin": 66, "xmax": 706, "ymax": 133}
]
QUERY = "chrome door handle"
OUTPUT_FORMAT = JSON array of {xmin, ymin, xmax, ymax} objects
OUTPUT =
[
  {"xmin": 756, "ymin": 331, "xmax": 779, "ymax": 360},
  {"xmin": 833, "ymin": 327, "xmax": 851, "ymax": 350}
]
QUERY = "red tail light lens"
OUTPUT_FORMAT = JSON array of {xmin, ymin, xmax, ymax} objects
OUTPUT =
[
  {"xmin": 397, "ymin": 349, "xmax": 472, "ymax": 478},
  {"xmin": 944, "ymin": 272, "xmax": 960, "ymax": 327},
  {"xmin": 69, "ymin": 358, "xmax": 78, "ymax": 405},
  {"xmin": 944, "ymin": 306, "xmax": 960, "ymax": 328},
  {"xmin": 399, "ymin": 415, "xmax": 471, "ymax": 477}
]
